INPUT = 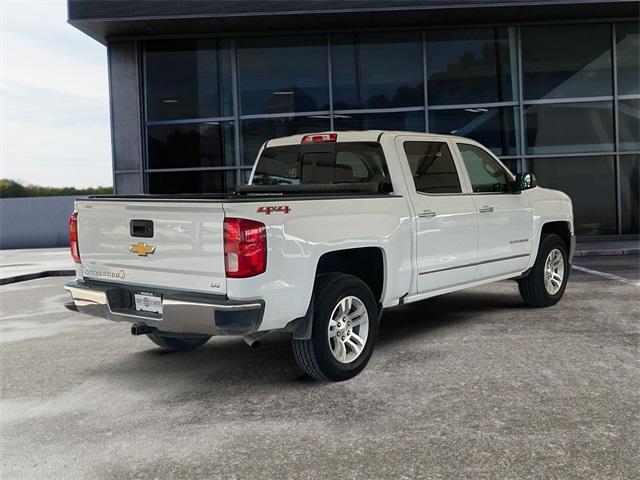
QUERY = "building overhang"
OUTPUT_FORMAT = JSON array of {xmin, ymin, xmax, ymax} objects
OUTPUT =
[{"xmin": 68, "ymin": 0, "xmax": 639, "ymax": 45}]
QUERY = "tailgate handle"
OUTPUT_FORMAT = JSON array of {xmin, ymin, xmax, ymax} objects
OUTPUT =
[{"xmin": 130, "ymin": 219, "xmax": 154, "ymax": 238}]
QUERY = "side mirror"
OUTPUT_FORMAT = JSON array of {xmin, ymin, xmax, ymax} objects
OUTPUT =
[{"xmin": 513, "ymin": 172, "xmax": 537, "ymax": 192}]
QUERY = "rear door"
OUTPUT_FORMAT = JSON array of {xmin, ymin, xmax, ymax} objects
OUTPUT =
[
  {"xmin": 76, "ymin": 199, "xmax": 227, "ymax": 295},
  {"xmin": 455, "ymin": 142, "xmax": 533, "ymax": 280},
  {"xmin": 396, "ymin": 136, "xmax": 478, "ymax": 293}
]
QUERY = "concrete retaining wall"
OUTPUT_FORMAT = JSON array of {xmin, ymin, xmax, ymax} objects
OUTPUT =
[{"xmin": 0, "ymin": 196, "xmax": 77, "ymax": 249}]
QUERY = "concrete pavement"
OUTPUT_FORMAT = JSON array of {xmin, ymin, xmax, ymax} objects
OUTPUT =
[{"xmin": 1, "ymin": 255, "xmax": 638, "ymax": 479}]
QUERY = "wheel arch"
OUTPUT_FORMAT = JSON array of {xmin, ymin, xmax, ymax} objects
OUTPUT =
[{"xmin": 286, "ymin": 246, "xmax": 386, "ymax": 340}]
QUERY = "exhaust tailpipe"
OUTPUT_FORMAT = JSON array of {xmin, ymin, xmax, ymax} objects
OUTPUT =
[
  {"xmin": 243, "ymin": 334, "xmax": 262, "ymax": 348},
  {"xmin": 131, "ymin": 323, "xmax": 157, "ymax": 336}
]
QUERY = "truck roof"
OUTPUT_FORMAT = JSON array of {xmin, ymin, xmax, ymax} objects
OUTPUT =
[{"xmin": 265, "ymin": 130, "xmax": 469, "ymax": 148}]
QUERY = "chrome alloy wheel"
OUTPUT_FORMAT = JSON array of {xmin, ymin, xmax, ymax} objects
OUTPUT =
[
  {"xmin": 544, "ymin": 248, "xmax": 565, "ymax": 295},
  {"xmin": 327, "ymin": 296, "xmax": 369, "ymax": 364}
]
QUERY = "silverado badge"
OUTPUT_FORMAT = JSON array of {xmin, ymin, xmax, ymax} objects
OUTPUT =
[{"xmin": 130, "ymin": 242, "xmax": 156, "ymax": 256}]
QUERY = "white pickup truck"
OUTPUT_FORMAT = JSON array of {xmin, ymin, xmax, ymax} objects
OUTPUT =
[{"xmin": 65, "ymin": 131, "xmax": 574, "ymax": 381}]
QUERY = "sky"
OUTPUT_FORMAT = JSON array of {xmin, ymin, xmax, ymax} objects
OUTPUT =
[{"xmin": 1, "ymin": 0, "xmax": 112, "ymax": 188}]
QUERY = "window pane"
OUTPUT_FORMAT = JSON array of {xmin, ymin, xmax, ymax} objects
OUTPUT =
[
  {"xmin": 148, "ymin": 170, "xmax": 235, "ymax": 194},
  {"xmin": 502, "ymin": 159, "xmax": 519, "ymax": 174},
  {"xmin": 147, "ymin": 122, "xmax": 235, "ymax": 169},
  {"xmin": 427, "ymin": 27, "xmax": 516, "ymax": 105},
  {"xmin": 237, "ymin": 36, "xmax": 328, "ymax": 115},
  {"xmin": 403, "ymin": 142, "xmax": 462, "ymax": 194},
  {"xmin": 524, "ymin": 101, "xmax": 613, "ymax": 155},
  {"xmin": 429, "ymin": 107, "xmax": 519, "ymax": 156},
  {"xmin": 522, "ymin": 24, "xmax": 612, "ymax": 100},
  {"xmin": 458, "ymin": 143, "xmax": 510, "ymax": 193},
  {"xmin": 241, "ymin": 115, "xmax": 330, "ymax": 165},
  {"xmin": 145, "ymin": 40, "xmax": 232, "ymax": 121},
  {"xmin": 332, "ymin": 32, "xmax": 423, "ymax": 110},
  {"xmin": 617, "ymin": 22, "xmax": 640, "ymax": 95},
  {"xmin": 619, "ymin": 98, "xmax": 640, "ymax": 151},
  {"xmin": 620, "ymin": 155, "xmax": 640, "ymax": 234},
  {"xmin": 252, "ymin": 143, "xmax": 391, "ymax": 186},
  {"xmin": 334, "ymin": 111, "xmax": 425, "ymax": 132},
  {"xmin": 530, "ymin": 157, "xmax": 617, "ymax": 235}
]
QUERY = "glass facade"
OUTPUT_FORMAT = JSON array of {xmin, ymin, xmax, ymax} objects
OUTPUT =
[{"xmin": 139, "ymin": 21, "xmax": 640, "ymax": 235}]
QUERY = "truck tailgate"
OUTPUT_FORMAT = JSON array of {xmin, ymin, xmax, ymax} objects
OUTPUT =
[{"xmin": 76, "ymin": 200, "xmax": 226, "ymax": 295}]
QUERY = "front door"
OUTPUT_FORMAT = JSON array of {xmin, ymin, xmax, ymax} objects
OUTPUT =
[
  {"xmin": 455, "ymin": 143, "xmax": 533, "ymax": 280},
  {"xmin": 396, "ymin": 137, "xmax": 479, "ymax": 294}
]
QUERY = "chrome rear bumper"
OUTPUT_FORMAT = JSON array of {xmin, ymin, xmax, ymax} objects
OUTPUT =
[{"xmin": 64, "ymin": 280, "xmax": 264, "ymax": 336}]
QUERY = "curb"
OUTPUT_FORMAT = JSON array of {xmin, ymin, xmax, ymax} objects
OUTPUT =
[
  {"xmin": 0, "ymin": 270, "xmax": 75, "ymax": 286},
  {"xmin": 575, "ymin": 248, "xmax": 639, "ymax": 257}
]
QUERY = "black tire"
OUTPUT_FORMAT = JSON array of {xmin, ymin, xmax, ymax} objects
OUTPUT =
[
  {"xmin": 518, "ymin": 233, "xmax": 569, "ymax": 308},
  {"xmin": 292, "ymin": 273, "xmax": 379, "ymax": 381},
  {"xmin": 147, "ymin": 333, "xmax": 211, "ymax": 351}
]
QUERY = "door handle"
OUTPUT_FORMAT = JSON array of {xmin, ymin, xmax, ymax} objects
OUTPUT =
[
  {"xmin": 417, "ymin": 209, "xmax": 437, "ymax": 218},
  {"xmin": 479, "ymin": 205, "xmax": 494, "ymax": 214}
]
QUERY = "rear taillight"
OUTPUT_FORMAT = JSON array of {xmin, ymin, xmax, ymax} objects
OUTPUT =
[
  {"xmin": 69, "ymin": 211, "xmax": 80, "ymax": 263},
  {"xmin": 224, "ymin": 217, "xmax": 267, "ymax": 278}
]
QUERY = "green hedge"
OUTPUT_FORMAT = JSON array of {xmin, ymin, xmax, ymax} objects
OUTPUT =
[{"xmin": 0, "ymin": 179, "xmax": 113, "ymax": 198}]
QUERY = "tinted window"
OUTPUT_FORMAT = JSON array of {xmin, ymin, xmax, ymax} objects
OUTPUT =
[
  {"xmin": 530, "ymin": 157, "xmax": 617, "ymax": 235},
  {"xmin": 429, "ymin": 107, "xmax": 519, "ymax": 156},
  {"xmin": 147, "ymin": 122, "xmax": 235, "ymax": 169},
  {"xmin": 404, "ymin": 142, "xmax": 462, "ymax": 194},
  {"xmin": 616, "ymin": 22, "xmax": 640, "ymax": 95},
  {"xmin": 333, "ymin": 111, "xmax": 425, "ymax": 132},
  {"xmin": 148, "ymin": 170, "xmax": 235, "ymax": 194},
  {"xmin": 522, "ymin": 24, "xmax": 612, "ymax": 100},
  {"xmin": 144, "ymin": 40, "xmax": 232, "ymax": 121},
  {"xmin": 252, "ymin": 143, "xmax": 390, "ymax": 187},
  {"xmin": 458, "ymin": 144, "xmax": 510, "ymax": 193},
  {"xmin": 237, "ymin": 36, "xmax": 329, "ymax": 115},
  {"xmin": 331, "ymin": 31, "xmax": 423, "ymax": 110},
  {"xmin": 620, "ymin": 155, "xmax": 639, "ymax": 234},
  {"xmin": 427, "ymin": 27, "xmax": 516, "ymax": 105},
  {"xmin": 241, "ymin": 116, "xmax": 330, "ymax": 165},
  {"xmin": 619, "ymin": 98, "xmax": 640, "ymax": 152},
  {"xmin": 524, "ymin": 101, "xmax": 613, "ymax": 155}
]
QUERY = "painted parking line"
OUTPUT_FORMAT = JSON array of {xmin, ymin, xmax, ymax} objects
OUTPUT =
[{"xmin": 572, "ymin": 265, "xmax": 640, "ymax": 287}]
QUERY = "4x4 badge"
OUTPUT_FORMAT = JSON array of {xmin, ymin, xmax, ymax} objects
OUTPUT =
[
  {"xmin": 257, "ymin": 206, "xmax": 291, "ymax": 215},
  {"xmin": 130, "ymin": 242, "xmax": 156, "ymax": 256}
]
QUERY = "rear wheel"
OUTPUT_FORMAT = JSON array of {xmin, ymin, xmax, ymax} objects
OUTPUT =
[
  {"xmin": 292, "ymin": 273, "xmax": 379, "ymax": 381},
  {"xmin": 147, "ymin": 333, "xmax": 210, "ymax": 351},
  {"xmin": 518, "ymin": 233, "xmax": 569, "ymax": 308}
]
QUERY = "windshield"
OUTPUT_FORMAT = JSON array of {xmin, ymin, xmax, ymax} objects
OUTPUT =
[{"xmin": 251, "ymin": 142, "xmax": 392, "ymax": 190}]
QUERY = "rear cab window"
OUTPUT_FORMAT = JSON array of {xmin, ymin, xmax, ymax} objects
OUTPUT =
[{"xmin": 251, "ymin": 142, "xmax": 392, "ymax": 192}]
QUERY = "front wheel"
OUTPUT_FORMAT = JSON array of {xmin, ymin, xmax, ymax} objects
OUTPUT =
[
  {"xmin": 292, "ymin": 273, "xmax": 379, "ymax": 381},
  {"xmin": 518, "ymin": 233, "xmax": 569, "ymax": 308},
  {"xmin": 147, "ymin": 333, "xmax": 211, "ymax": 351}
]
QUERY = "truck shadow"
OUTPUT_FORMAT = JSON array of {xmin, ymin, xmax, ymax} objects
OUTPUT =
[{"xmin": 89, "ymin": 287, "xmax": 525, "ymax": 388}]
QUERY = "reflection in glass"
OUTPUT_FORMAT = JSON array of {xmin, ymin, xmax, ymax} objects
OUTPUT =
[
  {"xmin": 429, "ymin": 107, "xmax": 519, "ymax": 156},
  {"xmin": 334, "ymin": 111, "xmax": 425, "ymax": 132},
  {"xmin": 524, "ymin": 101, "xmax": 613, "ymax": 155},
  {"xmin": 241, "ymin": 116, "xmax": 330, "ymax": 165},
  {"xmin": 426, "ymin": 27, "xmax": 517, "ymax": 105},
  {"xmin": 332, "ymin": 32, "xmax": 423, "ymax": 110},
  {"xmin": 620, "ymin": 155, "xmax": 640, "ymax": 234},
  {"xmin": 530, "ymin": 157, "xmax": 617, "ymax": 235},
  {"xmin": 148, "ymin": 170, "xmax": 235, "ymax": 194},
  {"xmin": 616, "ymin": 22, "xmax": 640, "ymax": 95},
  {"xmin": 237, "ymin": 36, "xmax": 329, "ymax": 115},
  {"xmin": 619, "ymin": 98, "xmax": 640, "ymax": 151},
  {"xmin": 145, "ymin": 39, "xmax": 232, "ymax": 121},
  {"xmin": 147, "ymin": 122, "xmax": 235, "ymax": 169},
  {"xmin": 522, "ymin": 24, "xmax": 612, "ymax": 100}
]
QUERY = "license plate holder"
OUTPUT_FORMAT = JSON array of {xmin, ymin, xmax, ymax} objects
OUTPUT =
[{"xmin": 134, "ymin": 292, "xmax": 163, "ymax": 315}]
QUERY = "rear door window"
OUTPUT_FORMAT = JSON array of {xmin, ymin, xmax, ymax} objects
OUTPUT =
[
  {"xmin": 252, "ymin": 142, "xmax": 392, "ymax": 189},
  {"xmin": 403, "ymin": 141, "xmax": 462, "ymax": 194}
]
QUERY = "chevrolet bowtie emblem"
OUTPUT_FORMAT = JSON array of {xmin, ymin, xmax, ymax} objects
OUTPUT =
[{"xmin": 129, "ymin": 242, "xmax": 156, "ymax": 256}]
